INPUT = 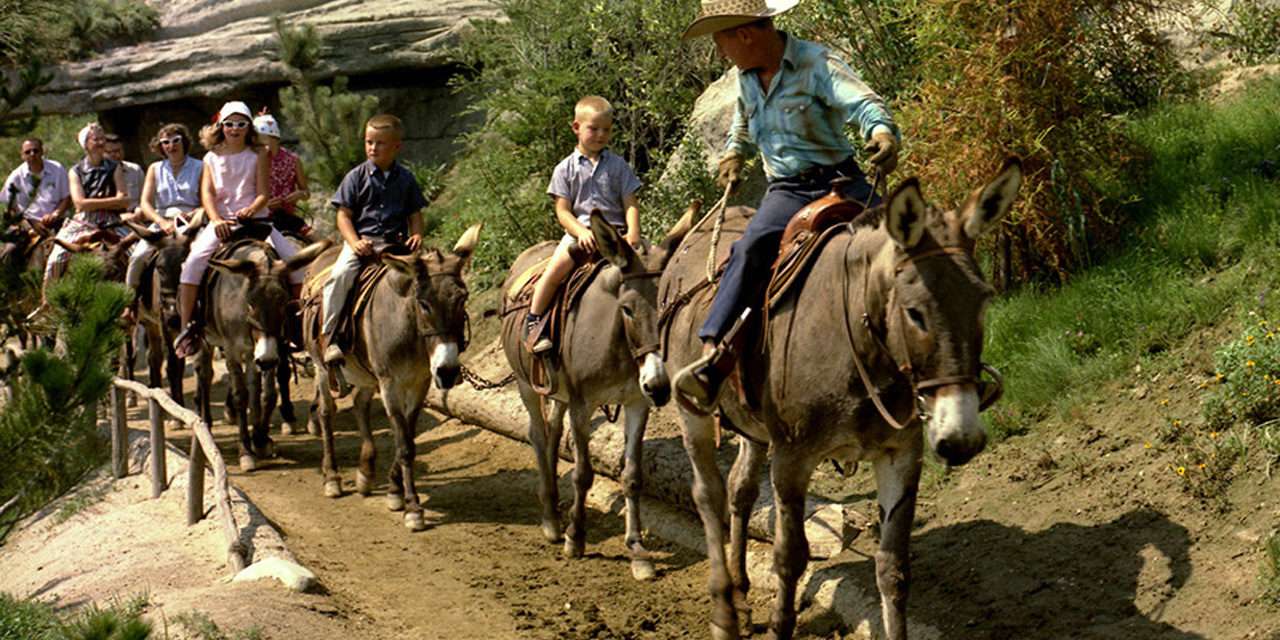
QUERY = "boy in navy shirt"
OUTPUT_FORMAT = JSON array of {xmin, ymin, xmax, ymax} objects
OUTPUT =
[{"xmin": 322, "ymin": 114, "xmax": 427, "ymax": 365}]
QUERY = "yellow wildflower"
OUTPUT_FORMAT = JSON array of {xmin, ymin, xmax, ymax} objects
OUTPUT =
[
  {"xmin": 1160, "ymin": 398, "xmax": 1170, "ymax": 406},
  {"xmin": 1197, "ymin": 463, "xmax": 1207, "ymax": 471},
  {"xmin": 1172, "ymin": 419, "xmax": 1182, "ymax": 427},
  {"xmin": 1247, "ymin": 360, "xmax": 1256, "ymax": 367},
  {"xmin": 1143, "ymin": 442, "xmax": 1152, "ymax": 449},
  {"xmin": 1176, "ymin": 466, "xmax": 1186, "ymax": 476},
  {"xmin": 1210, "ymin": 431, "xmax": 1220, "ymax": 439}
]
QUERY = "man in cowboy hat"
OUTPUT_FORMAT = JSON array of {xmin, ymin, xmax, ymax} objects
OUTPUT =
[{"xmin": 674, "ymin": 0, "xmax": 901, "ymax": 412}]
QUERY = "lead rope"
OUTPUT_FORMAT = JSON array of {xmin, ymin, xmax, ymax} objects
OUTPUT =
[{"xmin": 701, "ymin": 181, "xmax": 735, "ymax": 284}]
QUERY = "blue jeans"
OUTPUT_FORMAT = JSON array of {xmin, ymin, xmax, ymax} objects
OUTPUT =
[{"xmin": 698, "ymin": 160, "xmax": 878, "ymax": 342}]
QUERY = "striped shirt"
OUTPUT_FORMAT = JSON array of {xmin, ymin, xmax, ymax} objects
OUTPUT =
[{"xmin": 725, "ymin": 32, "xmax": 898, "ymax": 180}]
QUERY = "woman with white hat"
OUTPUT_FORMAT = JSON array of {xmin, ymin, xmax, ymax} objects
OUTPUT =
[
  {"xmin": 253, "ymin": 111, "xmax": 312, "ymax": 240},
  {"xmin": 172, "ymin": 101, "xmax": 309, "ymax": 357}
]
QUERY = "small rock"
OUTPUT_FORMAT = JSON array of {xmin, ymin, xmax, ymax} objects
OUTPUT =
[
  {"xmin": 1234, "ymin": 529, "xmax": 1263, "ymax": 545},
  {"xmin": 232, "ymin": 557, "xmax": 318, "ymax": 593},
  {"xmin": 1132, "ymin": 385, "xmax": 1149, "ymax": 400}
]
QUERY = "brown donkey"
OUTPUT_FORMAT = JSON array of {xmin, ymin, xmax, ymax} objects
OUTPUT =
[
  {"xmin": 662, "ymin": 160, "xmax": 1022, "ymax": 639},
  {"xmin": 500, "ymin": 210, "xmax": 692, "ymax": 581},
  {"xmin": 304, "ymin": 224, "xmax": 481, "ymax": 532}
]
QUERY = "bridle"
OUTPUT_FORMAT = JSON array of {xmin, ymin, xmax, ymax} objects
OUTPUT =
[
  {"xmin": 619, "ymin": 269, "xmax": 663, "ymax": 362},
  {"xmin": 414, "ymin": 270, "xmax": 471, "ymax": 352},
  {"xmin": 841, "ymin": 239, "xmax": 1004, "ymax": 431}
]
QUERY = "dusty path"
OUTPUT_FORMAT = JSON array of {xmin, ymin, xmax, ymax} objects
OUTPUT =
[{"xmin": 190, "ymin": 373, "xmax": 726, "ymax": 640}]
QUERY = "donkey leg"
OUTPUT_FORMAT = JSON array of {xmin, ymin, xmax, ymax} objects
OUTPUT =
[
  {"xmin": 872, "ymin": 443, "xmax": 923, "ymax": 640},
  {"xmin": 353, "ymin": 388, "xmax": 377, "ymax": 497},
  {"xmin": 254, "ymin": 364, "xmax": 278, "ymax": 459},
  {"xmin": 519, "ymin": 383, "xmax": 563, "ymax": 543},
  {"xmin": 306, "ymin": 379, "xmax": 322, "ymax": 436},
  {"xmin": 197, "ymin": 351, "xmax": 213, "ymax": 426},
  {"xmin": 767, "ymin": 448, "xmax": 820, "ymax": 640},
  {"xmin": 383, "ymin": 388, "xmax": 426, "ymax": 531},
  {"xmin": 226, "ymin": 360, "xmax": 255, "ymax": 471},
  {"xmin": 728, "ymin": 436, "xmax": 768, "ymax": 634},
  {"xmin": 679, "ymin": 407, "xmax": 738, "ymax": 640},
  {"xmin": 621, "ymin": 401, "xmax": 655, "ymax": 581},
  {"xmin": 277, "ymin": 343, "xmax": 298, "ymax": 435},
  {"xmin": 163, "ymin": 330, "xmax": 186, "ymax": 430},
  {"xmin": 315, "ymin": 365, "xmax": 342, "ymax": 498},
  {"xmin": 563, "ymin": 401, "xmax": 594, "ymax": 559}
]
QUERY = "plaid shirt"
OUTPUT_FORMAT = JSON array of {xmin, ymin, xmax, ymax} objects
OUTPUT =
[{"xmin": 725, "ymin": 32, "xmax": 898, "ymax": 180}]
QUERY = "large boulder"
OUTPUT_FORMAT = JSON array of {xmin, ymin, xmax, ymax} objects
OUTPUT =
[{"xmin": 27, "ymin": 0, "xmax": 501, "ymax": 116}]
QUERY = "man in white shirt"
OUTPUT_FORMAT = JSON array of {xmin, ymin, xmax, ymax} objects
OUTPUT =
[
  {"xmin": 104, "ymin": 134, "xmax": 144, "ymax": 215},
  {"xmin": 2, "ymin": 137, "xmax": 70, "ymax": 231}
]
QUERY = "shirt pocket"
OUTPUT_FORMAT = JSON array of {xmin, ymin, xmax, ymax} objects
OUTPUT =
[{"xmin": 776, "ymin": 95, "xmax": 817, "ymax": 139}]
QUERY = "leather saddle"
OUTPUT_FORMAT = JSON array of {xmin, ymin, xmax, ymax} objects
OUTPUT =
[{"xmin": 302, "ymin": 239, "xmax": 411, "ymax": 353}]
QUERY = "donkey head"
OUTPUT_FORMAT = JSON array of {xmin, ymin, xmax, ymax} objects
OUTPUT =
[
  {"xmin": 588, "ymin": 204, "xmax": 696, "ymax": 408},
  {"xmin": 210, "ymin": 239, "xmax": 330, "ymax": 370},
  {"xmin": 124, "ymin": 219, "xmax": 199, "ymax": 334},
  {"xmin": 382, "ymin": 223, "xmax": 482, "ymax": 390},
  {"xmin": 880, "ymin": 157, "xmax": 1022, "ymax": 466}
]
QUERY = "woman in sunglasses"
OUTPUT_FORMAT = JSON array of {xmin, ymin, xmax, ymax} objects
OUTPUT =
[
  {"xmin": 123, "ymin": 123, "xmax": 203, "ymax": 296},
  {"xmin": 173, "ymin": 101, "xmax": 308, "ymax": 357}
]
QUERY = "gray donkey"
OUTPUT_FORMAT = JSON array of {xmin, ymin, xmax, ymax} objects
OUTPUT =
[
  {"xmin": 197, "ymin": 235, "xmax": 330, "ymax": 471},
  {"xmin": 662, "ymin": 160, "xmax": 1021, "ymax": 640},
  {"xmin": 500, "ymin": 210, "xmax": 693, "ymax": 581},
  {"xmin": 304, "ymin": 224, "xmax": 481, "ymax": 532}
]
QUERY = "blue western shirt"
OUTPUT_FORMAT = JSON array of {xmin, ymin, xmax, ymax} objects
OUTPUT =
[
  {"xmin": 725, "ymin": 32, "xmax": 898, "ymax": 180},
  {"xmin": 331, "ymin": 160, "xmax": 427, "ymax": 239}
]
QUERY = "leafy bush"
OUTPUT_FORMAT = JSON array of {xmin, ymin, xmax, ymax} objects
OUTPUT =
[
  {"xmin": 430, "ymin": 0, "xmax": 722, "ymax": 286},
  {"xmin": 0, "ymin": 592, "xmax": 150, "ymax": 640},
  {"xmin": 273, "ymin": 17, "xmax": 380, "ymax": 191},
  {"xmin": 1205, "ymin": 0, "xmax": 1280, "ymax": 65},
  {"xmin": 779, "ymin": 0, "xmax": 919, "ymax": 102},
  {"xmin": 895, "ymin": 0, "xmax": 1192, "ymax": 288},
  {"xmin": 1203, "ymin": 315, "xmax": 1280, "ymax": 431},
  {"xmin": 65, "ymin": 0, "xmax": 159, "ymax": 60},
  {"xmin": 1264, "ymin": 530, "xmax": 1280, "ymax": 606}
]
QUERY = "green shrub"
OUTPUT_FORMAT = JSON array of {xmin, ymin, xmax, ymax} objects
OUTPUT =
[
  {"xmin": 431, "ymin": 0, "xmax": 722, "ymax": 286},
  {"xmin": 779, "ymin": 0, "xmax": 918, "ymax": 102},
  {"xmin": 1264, "ymin": 531, "xmax": 1280, "ymax": 607},
  {"xmin": 65, "ymin": 0, "xmax": 159, "ymax": 60},
  {"xmin": 1203, "ymin": 316, "xmax": 1280, "ymax": 431},
  {"xmin": 1205, "ymin": 0, "xmax": 1280, "ymax": 65},
  {"xmin": 0, "ymin": 592, "xmax": 150, "ymax": 640}
]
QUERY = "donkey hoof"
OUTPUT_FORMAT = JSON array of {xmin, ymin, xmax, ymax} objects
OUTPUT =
[
  {"xmin": 404, "ymin": 511, "xmax": 426, "ymax": 532},
  {"xmin": 281, "ymin": 421, "xmax": 298, "ymax": 436},
  {"xmin": 540, "ymin": 520, "xmax": 562, "ymax": 543},
  {"xmin": 257, "ymin": 439, "xmax": 276, "ymax": 459},
  {"xmin": 710, "ymin": 621, "xmax": 739, "ymax": 640},
  {"xmin": 562, "ymin": 537, "xmax": 584, "ymax": 559},
  {"xmin": 323, "ymin": 479, "xmax": 342, "ymax": 498},
  {"xmin": 630, "ymin": 558, "xmax": 657, "ymax": 581},
  {"xmin": 356, "ymin": 471, "xmax": 373, "ymax": 496},
  {"xmin": 385, "ymin": 493, "xmax": 405, "ymax": 512},
  {"xmin": 306, "ymin": 416, "xmax": 320, "ymax": 436},
  {"xmin": 239, "ymin": 455, "xmax": 257, "ymax": 472}
]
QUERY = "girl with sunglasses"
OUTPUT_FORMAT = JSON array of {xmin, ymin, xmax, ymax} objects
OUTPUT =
[
  {"xmin": 173, "ymin": 101, "xmax": 308, "ymax": 357},
  {"xmin": 123, "ymin": 123, "xmax": 203, "ymax": 295}
]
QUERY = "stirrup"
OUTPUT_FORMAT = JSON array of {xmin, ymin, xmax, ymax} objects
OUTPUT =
[{"xmin": 673, "ymin": 350, "xmax": 724, "ymax": 415}]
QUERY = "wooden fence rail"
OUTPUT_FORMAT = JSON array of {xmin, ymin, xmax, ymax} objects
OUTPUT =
[{"xmin": 109, "ymin": 378, "xmax": 246, "ymax": 573}]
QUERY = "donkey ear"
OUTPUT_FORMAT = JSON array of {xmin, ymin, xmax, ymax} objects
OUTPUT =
[
  {"xmin": 452, "ymin": 222, "xmax": 483, "ymax": 266},
  {"xmin": 886, "ymin": 177, "xmax": 927, "ymax": 249},
  {"xmin": 962, "ymin": 157, "xmax": 1022, "ymax": 239},
  {"xmin": 285, "ymin": 238, "xmax": 332, "ymax": 272},
  {"xmin": 183, "ymin": 208, "xmax": 207, "ymax": 236},
  {"xmin": 658, "ymin": 199, "xmax": 700, "ymax": 267},
  {"xmin": 381, "ymin": 252, "xmax": 416, "ymax": 275},
  {"xmin": 590, "ymin": 211, "xmax": 635, "ymax": 271},
  {"xmin": 209, "ymin": 258, "xmax": 258, "ymax": 277}
]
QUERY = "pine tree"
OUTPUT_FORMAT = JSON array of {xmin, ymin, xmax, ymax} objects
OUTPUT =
[
  {"xmin": 273, "ymin": 16, "xmax": 378, "ymax": 190},
  {"xmin": 0, "ymin": 256, "xmax": 130, "ymax": 538}
]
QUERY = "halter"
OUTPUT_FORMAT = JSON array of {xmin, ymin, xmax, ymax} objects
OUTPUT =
[
  {"xmin": 619, "ymin": 269, "xmax": 664, "ymax": 361},
  {"xmin": 843, "ymin": 238, "xmax": 1003, "ymax": 431}
]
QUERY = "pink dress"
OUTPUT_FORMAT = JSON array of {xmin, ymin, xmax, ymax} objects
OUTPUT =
[{"xmin": 204, "ymin": 148, "xmax": 262, "ymax": 217}]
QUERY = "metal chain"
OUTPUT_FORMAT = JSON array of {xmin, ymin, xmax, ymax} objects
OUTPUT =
[{"xmin": 460, "ymin": 364, "xmax": 517, "ymax": 390}]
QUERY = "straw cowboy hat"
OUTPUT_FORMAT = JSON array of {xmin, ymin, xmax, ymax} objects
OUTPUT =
[{"xmin": 681, "ymin": 0, "xmax": 800, "ymax": 40}]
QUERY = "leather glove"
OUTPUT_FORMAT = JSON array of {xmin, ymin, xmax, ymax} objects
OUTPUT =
[
  {"xmin": 863, "ymin": 131, "xmax": 899, "ymax": 176},
  {"xmin": 716, "ymin": 153, "xmax": 745, "ymax": 192}
]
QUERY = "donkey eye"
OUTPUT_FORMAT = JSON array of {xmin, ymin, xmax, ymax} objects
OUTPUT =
[
  {"xmin": 620, "ymin": 305, "xmax": 635, "ymax": 319},
  {"xmin": 906, "ymin": 307, "xmax": 927, "ymax": 331}
]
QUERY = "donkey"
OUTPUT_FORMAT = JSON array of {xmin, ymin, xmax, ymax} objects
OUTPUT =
[
  {"xmin": 305, "ymin": 224, "xmax": 481, "ymax": 532},
  {"xmin": 122, "ymin": 219, "xmax": 200, "ymax": 418},
  {"xmin": 662, "ymin": 160, "xmax": 1022, "ymax": 640},
  {"xmin": 499, "ymin": 209, "xmax": 692, "ymax": 581},
  {"xmin": 197, "ymin": 236, "xmax": 330, "ymax": 471}
]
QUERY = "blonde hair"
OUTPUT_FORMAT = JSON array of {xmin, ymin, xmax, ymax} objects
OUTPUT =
[
  {"xmin": 365, "ymin": 114, "xmax": 404, "ymax": 140},
  {"xmin": 574, "ymin": 96, "xmax": 614, "ymax": 122}
]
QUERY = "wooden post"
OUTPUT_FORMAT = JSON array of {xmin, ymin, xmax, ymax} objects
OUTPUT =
[
  {"xmin": 187, "ymin": 429, "xmax": 205, "ymax": 525},
  {"xmin": 111, "ymin": 384, "xmax": 127, "ymax": 478},
  {"xmin": 148, "ymin": 398, "xmax": 166, "ymax": 499}
]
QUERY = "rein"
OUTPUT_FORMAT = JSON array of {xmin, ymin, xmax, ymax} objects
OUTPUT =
[{"xmin": 843, "ymin": 238, "xmax": 1003, "ymax": 431}]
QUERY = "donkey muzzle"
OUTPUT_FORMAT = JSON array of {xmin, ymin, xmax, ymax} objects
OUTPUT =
[
  {"xmin": 432, "ymin": 342, "xmax": 461, "ymax": 389},
  {"xmin": 926, "ymin": 385, "xmax": 986, "ymax": 466},
  {"xmin": 638, "ymin": 352, "xmax": 670, "ymax": 407},
  {"xmin": 253, "ymin": 336, "xmax": 279, "ymax": 370}
]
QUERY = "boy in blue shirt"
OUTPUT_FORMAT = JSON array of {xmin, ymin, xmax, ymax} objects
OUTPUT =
[
  {"xmin": 322, "ymin": 114, "xmax": 428, "ymax": 365},
  {"xmin": 524, "ymin": 95, "xmax": 643, "ymax": 353}
]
